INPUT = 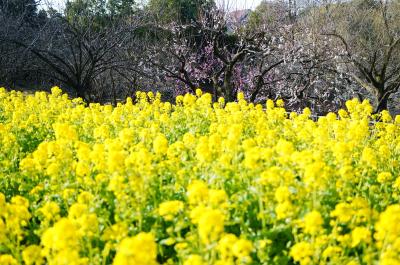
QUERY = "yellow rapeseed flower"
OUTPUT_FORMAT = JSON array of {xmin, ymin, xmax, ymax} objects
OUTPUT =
[{"xmin": 113, "ymin": 233, "xmax": 158, "ymax": 265}]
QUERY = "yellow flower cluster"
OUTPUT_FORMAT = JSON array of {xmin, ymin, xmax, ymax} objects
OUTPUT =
[{"xmin": 0, "ymin": 86, "xmax": 400, "ymax": 264}]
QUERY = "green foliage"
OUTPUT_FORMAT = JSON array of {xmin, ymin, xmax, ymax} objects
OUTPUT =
[
  {"xmin": 64, "ymin": 0, "xmax": 137, "ymax": 28},
  {"xmin": 147, "ymin": 0, "xmax": 215, "ymax": 24},
  {"xmin": 64, "ymin": 0, "xmax": 107, "ymax": 28},
  {"xmin": 107, "ymin": 0, "xmax": 136, "ymax": 16}
]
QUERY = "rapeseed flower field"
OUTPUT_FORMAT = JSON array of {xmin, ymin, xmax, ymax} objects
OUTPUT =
[{"xmin": 0, "ymin": 86, "xmax": 399, "ymax": 265}]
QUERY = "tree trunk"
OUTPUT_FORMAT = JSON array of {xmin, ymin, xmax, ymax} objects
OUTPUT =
[
  {"xmin": 223, "ymin": 67, "xmax": 235, "ymax": 102},
  {"xmin": 75, "ymin": 83, "xmax": 89, "ymax": 102},
  {"xmin": 376, "ymin": 92, "xmax": 390, "ymax": 113},
  {"xmin": 110, "ymin": 70, "xmax": 117, "ymax": 106}
]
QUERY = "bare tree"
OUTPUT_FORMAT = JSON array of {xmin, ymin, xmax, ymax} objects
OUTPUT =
[
  {"xmin": 142, "ymin": 6, "xmax": 288, "ymax": 102},
  {"xmin": 3, "ymin": 10, "xmax": 145, "ymax": 102},
  {"xmin": 0, "ymin": 0, "xmax": 48, "ymax": 89},
  {"xmin": 319, "ymin": 0, "xmax": 400, "ymax": 112}
]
